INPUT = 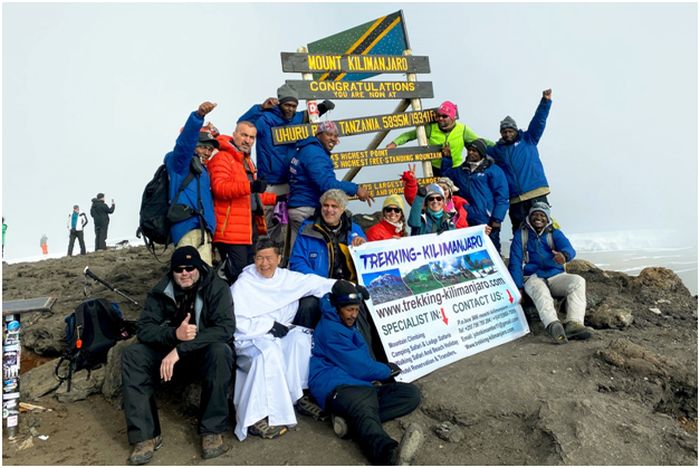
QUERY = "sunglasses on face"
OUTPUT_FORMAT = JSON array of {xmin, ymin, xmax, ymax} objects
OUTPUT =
[
  {"xmin": 436, "ymin": 114, "xmax": 450, "ymax": 119},
  {"xmin": 173, "ymin": 266, "xmax": 196, "ymax": 273},
  {"xmin": 427, "ymin": 196, "xmax": 444, "ymax": 202},
  {"xmin": 197, "ymin": 144, "xmax": 215, "ymax": 151},
  {"xmin": 383, "ymin": 207, "xmax": 402, "ymax": 214}
]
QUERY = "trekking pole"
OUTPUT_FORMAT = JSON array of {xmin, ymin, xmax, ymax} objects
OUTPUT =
[{"xmin": 83, "ymin": 267, "xmax": 139, "ymax": 306}]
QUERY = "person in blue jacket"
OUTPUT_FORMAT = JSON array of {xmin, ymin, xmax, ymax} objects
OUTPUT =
[
  {"xmin": 309, "ymin": 280, "xmax": 423, "ymax": 465},
  {"xmin": 289, "ymin": 189, "xmax": 386, "ymax": 363},
  {"xmin": 165, "ymin": 101, "xmax": 218, "ymax": 266},
  {"xmin": 441, "ymin": 139, "xmax": 509, "ymax": 253},
  {"xmin": 487, "ymin": 89, "xmax": 553, "ymax": 233},
  {"xmin": 289, "ymin": 189, "xmax": 366, "ymax": 281},
  {"xmin": 407, "ymin": 184, "xmax": 457, "ymax": 236},
  {"xmin": 239, "ymin": 84, "xmax": 335, "ymax": 255},
  {"xmin": 288, "ymin": 121, "xmax": 374, "ymax": 249},
  {"xmin": 508, "ymin": 202, "xmax": 592, "ymax": 344}
]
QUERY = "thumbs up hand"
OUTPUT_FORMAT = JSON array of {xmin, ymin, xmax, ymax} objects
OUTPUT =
[{"xmin": 176, "ymin": 313, "xmax": 197, "ymax": 341}]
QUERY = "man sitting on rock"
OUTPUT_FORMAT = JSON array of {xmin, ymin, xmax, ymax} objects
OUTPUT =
[
  {"xmin": 121, "ymin": 246, "xmax": 235, "ymax": 465},
  {"xmin": 230, "ymin": 237, "xmax": 336, "ymax": 440},
  {"xmin": 309, "ymin": 280, "xmax": 424, "ymax": 465},
  {"xmin": 508, "ymin": 202, "xmax": 593, "ymax": 343}
]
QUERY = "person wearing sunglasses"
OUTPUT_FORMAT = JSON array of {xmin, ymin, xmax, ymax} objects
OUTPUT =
[
  {"xmin": 407, "ymin": 184, "xmax": 457, "ymax": 236},
  {"xmin": 230, "ymin": 237, "xmax": 336, "ymax": 441},
  {"xmin": 400, "ymin": 164, "xmax": 469, "ymax": 229},
  {"xmin": 164, "ymin": 102, "xmax": 219, "ymax": 266},
  {"xmin": 309, "ymin": 280, "xmax": 423, "ymax": 465},
  {"xmin": 121, "ymin": 246, "xmax": 235, "ymax": 464},
  {"xmin": 386, "ymin": 101, "xmax": 492, "ymax": 176},
  {"xmin": 365, "ymin": 194, "xmax": 407, "ymax": 242}
]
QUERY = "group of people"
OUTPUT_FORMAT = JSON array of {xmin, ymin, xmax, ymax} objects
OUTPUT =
[
  {"xmin": 66, "ymin": 194, "xmax": 115, "ymax": 255},
  {"xmin": 121, "ymin": 87, "xmax": 593, "ymax": 465}
]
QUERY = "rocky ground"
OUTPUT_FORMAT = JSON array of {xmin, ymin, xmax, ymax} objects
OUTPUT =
[{"xmin": 2, "ymin": 245, "xmax": 697, "ymax": 465}]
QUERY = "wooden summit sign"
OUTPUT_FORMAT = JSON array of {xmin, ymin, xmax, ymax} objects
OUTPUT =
[
  {"xmin": 350, "ymin": 177, "xmax": 439, "ymax": 199},
  {"xmin": 284, "ymin": 79, "xmax": 433, "ymax": 100},
  {"xmin": 272, "ymin": 108, "xmax": 441, "ymax": 145},
  {"xmin": 281, "ymin": 53, "xmax": 430, "ymax": 74},
  {"xmin": 331, "ymin": 146, "xmax": 442, "ymax": 170}
]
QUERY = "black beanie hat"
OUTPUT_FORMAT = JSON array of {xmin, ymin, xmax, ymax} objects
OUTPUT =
[
  {"xmin": 170, "ymin": 246, "xmax": 204, "ymax": 272},
  {"xmin": 330, "ymin": 280, "xmax": 363, "ymax": 308},
  {"xmin": 467, "ymin": 139, "xmax": 487, "ymax": 158}
]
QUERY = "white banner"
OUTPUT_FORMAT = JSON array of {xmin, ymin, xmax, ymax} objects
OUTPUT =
[{"xmin": 351, "ymin": 226, "xmax": 530, "ymax": 382}]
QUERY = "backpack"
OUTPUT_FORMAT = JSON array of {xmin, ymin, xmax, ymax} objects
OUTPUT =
[
  {"xmin": 520, "ymin": 225, "xmax": 555, "ymax": 265},
  {"xmin": 55, "ymin": 299, "xmax": 136, "ymax": 391},
  {"xmin": 136, "ymin": 164, "xmax": 195, "ymax": 250}
]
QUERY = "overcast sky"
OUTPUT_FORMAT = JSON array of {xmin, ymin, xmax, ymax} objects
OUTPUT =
[{"xmin": 2, "ymin": 2, "xmax": 697, "ymax": 261}]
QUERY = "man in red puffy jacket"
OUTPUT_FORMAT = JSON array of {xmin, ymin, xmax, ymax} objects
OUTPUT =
[{"xmin": 208, "ymin": 121, "xmax": 276, "ymax": 283}]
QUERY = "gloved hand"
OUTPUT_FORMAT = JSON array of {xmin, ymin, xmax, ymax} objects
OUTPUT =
[
  {"xmin": 417, "ymin": 185, "xmax": 427, "ymax": 198},
  {"xmin": 318, "ymin": 100, "xmax": 335, "ymax": 115},
  {"xmin": 269, "ymin": 321, "xmax": 289, "ymax": 338},
  {"xmin": 356, "ymin": 284, "xmax": 370, "ymax": 300},
  {"xmin": 387, "ymin": 362, "xmax": 402, "ymax": 377},
  {"xmin": 251, "ymin": 179, "xmax": 268, "ymax": 194}
]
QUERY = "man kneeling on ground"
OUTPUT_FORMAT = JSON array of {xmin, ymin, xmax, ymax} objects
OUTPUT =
[
  {"xmin": 121, "ymin": 246, "xmax": 235, "ymax": 465},
  {"xmin": 230, "ymin": 237, "xmax": 336, "ymax": 440},
  {"xmin": 309, "ymin": 280, "xmax": 424, "ymax": 465},
  {"xmin": 508, "ymin": 202, "xmax": 593, "ymax": 344}
]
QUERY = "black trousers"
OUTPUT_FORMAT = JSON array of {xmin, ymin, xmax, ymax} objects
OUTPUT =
[
  {"xmin": 508, "ymin": 195, "xmax": 549, "ymax": 234},
  {"xmin": 488, "ymin": 226, "xmax": 502, "ymax": 254},
  {"xmin": 327, "ymin": 383, "xmax": 421, "ymax": 465},
  {"xmin": 94, "ymin": 224, "xmax": 108, "ymax": 250},
  {"xmin": 68, "ymin": 230, "xmax": 86, "ymax": 256},
  {"xmin": 122, "ymin": 342, "xmax": 233, "ymax": 444},
  {"xmin": 214, "ymin": 243, "xmax": 254, "ymax": 284}
]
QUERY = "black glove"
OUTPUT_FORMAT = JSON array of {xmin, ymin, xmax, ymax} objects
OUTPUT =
[
  {"xmin": 387, "ymin": 362, "xmax": 402, "ymax": 377},
  {"xmin": 318, "ymin": 100, "xmax": 335, "ymax": 115},
  {"xmin": 417, "ymin": 185, "xmax": 427, "ymax": 198},
  {"xmin": 356, "ymin": 284, "xmax": 370, "ymax": 300},
  {"xmin": 269, "ymin": 321, "xmax": 289, "ymax": 338},
  {"xmin": 251, "ymin": 179, "xmax": 268, "ymax": 194}
]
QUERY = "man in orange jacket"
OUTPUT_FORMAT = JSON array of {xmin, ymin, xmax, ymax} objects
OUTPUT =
[{"xmin": 208, "ymin": 121, "xmax": 276, "ymax": 284}]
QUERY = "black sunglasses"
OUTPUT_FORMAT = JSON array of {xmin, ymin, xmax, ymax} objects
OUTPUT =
[
  {"xmin": 383, "ymin": 207, "xmax": 402, "ymax": 214},
  {"xmin": 173, "ymin": 266, "xmax": 196, "ymax": 273},
  {"xmin": 427, "ymin": 196, "xmax": 444, "ymax": 202}
]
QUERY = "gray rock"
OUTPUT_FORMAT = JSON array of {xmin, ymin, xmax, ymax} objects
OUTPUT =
[
  {"xmin": 433, "ymin": 420, "xmax": 464, "ymax": 443},
  {"xmin": 21, "ymin": 358, "xmax": 62, "ymax": 400},
  {"xmin": 102, "ymin": 337, "xmax": 138, "ymax": 402},
  {"xmin": 22, "ymin": 314, "xmax": 66, "ymax": 355},
  {"xmin": 586, "ymin": 303, "xmax": 634, "ymax": 329},
  {"xmin": 55, "ymin": 366, "xmax": 105, "ymax": 403}
]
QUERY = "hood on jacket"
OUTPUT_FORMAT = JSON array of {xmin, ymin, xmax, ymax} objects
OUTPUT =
[
  {"xmin": 525, "ymin": 201, "xmax": 553, "ymax": 232},
  {"xmin": 296, "ymin": 135, "xmax": 327, "ymax": 153}
]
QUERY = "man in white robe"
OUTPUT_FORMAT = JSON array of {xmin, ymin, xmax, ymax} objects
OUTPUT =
[{"xmin": 231, "ymin": 237, "xmax": 335, "ymax": 440}]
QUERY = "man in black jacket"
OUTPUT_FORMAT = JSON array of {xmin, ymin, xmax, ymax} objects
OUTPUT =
[
  {"xmin": 90, "ymin": 193, "xmax": 115, "ymax": 250},
  {"xmin": 121, "ymin": 246, "xmax": 235, "ymax": 465}
]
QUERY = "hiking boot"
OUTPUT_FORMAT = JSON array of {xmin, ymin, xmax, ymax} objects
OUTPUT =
[
  {"xmin": 396, "ymin": 423, "xmax": 424, "ymax": 465},
  {"xmin": 564, "ymin": 321, "xmax": 593, "ymax": 341},
  {"xmin": 128, "ymin": 435, "xmax": 162, "ymax": 465},
  {"xmin": 331, "ymin": 414, "xmax": 349, "ymax": 439},
  {"xmin": 248, "ymin": 418, "xmax": 287, "ymax": 439},
  {"xmin": 546, "ymin": 321, "xmax": 568, "ymax": 344},
  {"xmin": 295, "ymin": 394, "xmax": 328, "ymax": 421},
  {"xmin": 201, "ymin": 433, "xmax": 229, "ymax": 460}
]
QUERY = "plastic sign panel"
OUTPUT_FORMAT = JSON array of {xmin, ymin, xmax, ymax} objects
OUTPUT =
[
  {"xmin": 284, "ymin": 79, "xmax": 433, "ymax": 100},
  {"xmin": 351, "ymin": 227, "xmax": 530, "ymax": 382},
  {"xmin": 331, "ymin": 146, "xmax": 442, "ymax": 169},
  {"xmin": 272, "ymin": 108, "xmax": 441, "ymax": 145},
  {"xmin": 307, "ymin": 10, "xmax": 409, "ymax": 81},
  {"xmin": 281, "ymin": 53, "xmax": 430, "ymax": 74}
]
